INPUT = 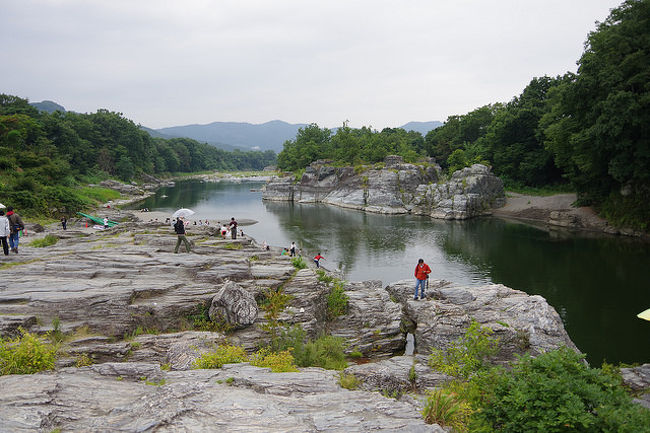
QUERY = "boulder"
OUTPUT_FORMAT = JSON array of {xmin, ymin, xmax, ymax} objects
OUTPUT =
[
  {"xmin": 208, "ymin": 281, "xmax": 259, "ymax": 329},
  {"xmin": 329, "ymin": 280, "xmax": 405, "ymax": 357},
  {"xmin": 344, "ymin": 355, "xmax": 451, "ymax": 395},
  {"xmin": 385, "ymin": 279, "xmax": 578, "ymax": 361},
  {"xmin": 621, "ymin": 363, "xmax": 650, "ymax": 409}
]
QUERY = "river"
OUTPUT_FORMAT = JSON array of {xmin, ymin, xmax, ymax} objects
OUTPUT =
[{"xmin": 130, "ymin": 179, "xmax": 650, "ymax": 366}]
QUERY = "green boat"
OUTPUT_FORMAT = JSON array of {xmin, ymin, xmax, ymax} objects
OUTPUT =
[{"xmin": 77, "ymin": 212, "xmax": 119, "ymax": 227}]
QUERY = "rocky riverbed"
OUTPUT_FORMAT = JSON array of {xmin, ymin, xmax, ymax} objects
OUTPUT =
[{"xmin": 0, "ymin": 211, "xmax": 646, "ymax": 431}]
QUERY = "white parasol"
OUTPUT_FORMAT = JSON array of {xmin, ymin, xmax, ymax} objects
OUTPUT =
[
  {"xmin": 0, "ymin": 203, "xmax": 5, "ymax": 209},
  {"xmin": 172, "ymin": 208, "xmax": 195, "ymax": 218}
]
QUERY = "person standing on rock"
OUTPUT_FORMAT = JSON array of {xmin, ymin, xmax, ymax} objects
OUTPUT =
[
  {"xmin": 314, "ymin": 253, "xmax": 324, "ymax": 268},
  {"xmin": 229, "ymin": 217, "xmax": 237, "ymax": 240},
  {"xmin": 61, "ymin": 216, "xmax": 67, "ymax": 230},
  {"xmin": 0, "ymin": 210, "xmax": 10, "ymax": 256},
  {"xmin": 289, "ymin": 242, "xmax": 297, "ymax": 257},
  {"xmin": 103, "ymin": 217, "xmax": 109, "ymax": 229},
  {"xmin": 6, "ymin": 207, "xmax": 24, "ymax": 254},
  {"xmin": 173, "ymin": 217, "xmax": 191, "ymax": 253},
  {"xmin": 414, "ymin": 258, "xmax": 431, "ymax": 300}
]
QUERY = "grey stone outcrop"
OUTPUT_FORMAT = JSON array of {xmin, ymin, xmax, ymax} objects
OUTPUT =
[
  {"xmin": 208, "ymin": 280, "xmax": 259, "ymax": 329},
  {"xmin": 263, "ymin": 157, "xmax": 504, "ymax": 219},
  {"xmin": 386, "ymin": 279, "xmax": 578, "ymax": 361},
  {"xmin": 0, "ymin": 362, "xmax": 444, "ymax": 432}
]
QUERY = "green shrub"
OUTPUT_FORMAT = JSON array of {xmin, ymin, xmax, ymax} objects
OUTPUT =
[
  {"xmin": 429, "ymin": 319, "xmax": 499, "ymax": 379},
  {"xmin": 224, "ymin": 243, "xmax": 243, "ymax": 250},
  {"xmin": 291, "ymin": 256, "xmax": 307, "ymax": 269},
  {"xmin": 326, "ymin": 281, "xmax": 349, "ymax": 320},
  {"xmin": 422, "ymin": 388, "xmax": 471, "ymax": 432},
  {"xmin": 0, "ymin": 329, "xmax": 57, "ymax": 375},
  {"xmin": 192, "ymin": 344, "xmax": 248, "ymax": 369},
  {"xmin": 75, "ymin": 353, "xmax": 93, "ymax": 367},
  {"xmin": 338, "ymin": 372, "xmax": 361, "ymax": 390},
  {"xmin": 295, "ymin": 335, "xmax": 348, "ymax": 370},
  {"xmin": 316, "ymin": 269, "xmax": 334, "ymax": 284},
  {"xmin": 248, "ymin": 347, "xmax": 298, "ymax": 372},
  {"xmin": 475, "ymin": 348, "xmax": 650, "ymax": 433},
  {"xmin": 29, "ymin": 234, "xmax": 58, "ymax": 248},
  {"xmin": 349, "ymin": 350, "xmax": 363, "ymax": 359}
]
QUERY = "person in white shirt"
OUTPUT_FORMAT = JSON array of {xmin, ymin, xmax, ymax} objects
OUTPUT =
[{"xmin": 0, "ymin": 210, "xmax": 10, "ymax": 256}]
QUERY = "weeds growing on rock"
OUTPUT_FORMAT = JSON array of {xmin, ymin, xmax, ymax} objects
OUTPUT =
[
  {"xmin": 75, "ymin": 353, "xmax": 93, "ymax": 367},
  {"xmin": 326, "ymin": 280, "xmax": 349, "ymax": 320},
  {"xmin": 422, "ymin": 388, "xmax": 471, "ymax": 432},
  {"xmin": 291, "ymin": 256, "xmax": 307, "ymax": 269},
  {"xmin": 192, "ymin": 344, "xmax": 248, "ymax": 369},
  {"xmin": 29, "ymin": 234, "xmax": 58, "ymax": 248},
  {"xmin": 338, "ymin": 372, "xmax": 361, "ymax": 390},
  {"xmin": 0, "ymin": 328, "xmax": 57, "ymax": 375},
  {"xmin": 248, "ymin": 347, "xmax": 298, "ymax": 372}
]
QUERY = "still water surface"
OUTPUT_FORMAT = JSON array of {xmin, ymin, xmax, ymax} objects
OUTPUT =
[{"xmin": 132, "ymin": 179, "xmax": 650, "ymax": 365}]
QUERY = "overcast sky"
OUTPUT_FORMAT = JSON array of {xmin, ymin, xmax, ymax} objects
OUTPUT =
[{"xmin": 1, "ymin": 0, "xmax": 622, "ymax": 129}]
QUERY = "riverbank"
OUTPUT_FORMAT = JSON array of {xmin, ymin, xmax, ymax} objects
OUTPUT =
[{"xmin": 492, "ymin": 192, "xmax": 648, "ymax": 238}]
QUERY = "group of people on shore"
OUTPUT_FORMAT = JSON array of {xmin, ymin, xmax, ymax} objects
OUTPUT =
[
  {"xmin": 0, "ymin": 207, "xmax": 25, "ymax": 256},
  {"xmin": 173, "ymin": 216, "xmax": 240, "ymax": 253}
]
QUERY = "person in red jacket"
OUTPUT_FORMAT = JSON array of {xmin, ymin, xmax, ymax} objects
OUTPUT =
[
  {"xmin": 313, "ymin": 253, "xmax": 324, "ymax": 268},
  {"xmin": 414, "ymin": 258, "xmax": 431, "ymax": 300}
]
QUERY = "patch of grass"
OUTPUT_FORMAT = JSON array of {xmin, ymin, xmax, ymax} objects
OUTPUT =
[
  {"xmin": 338, "ymin": 372, "xmax": 361, "ymax": 390},
  {"xmin": 160, "ymin": 363, "xmax": 171, "ymax": 371},
  {"xmin": 0, "ymin": 258, "xmax": 41, "ymax": 270},
  {"xmin": 225, "ymin": 377, "xmax": 235, "ymax": 384},
  {"xmin": 49, "ymin": 317, "xmax": 65, "ymax": 344},
  {"xmin": 327, "ymin": 280, "xmax": 349, "ymax": 320},
  {"xmin": 504, "ymin": 182, "xmax": 574, "ymax": 197},
  {"xmin": 295, "ymin": 335, "xmax": 348, "ymax": 370},
  {"xmin": 349, "ymin": 350, "xmax": 363, "ymax": 359},
  {"xmin": 77, "ymin": 186, "xmax": 121, "ymax": 204},
  {"xmin": 248, "ymin": 347, "xmax": 298, "ymax": 372},
  {"xmin": 192, "ymin": 344, "xmax": 248, "ymax": 369},
  {"xmin": 291, "ymin": 256, "xmax": 307, "ymax": 269},
  {"xmin": 422, "ymin": 388, "xmax": 471, "ymax": 431},
  {"xmin": 224, "ymin": 243, "xmax": 243, "ymax": 250},
  {"xmin": 75, "ymin": 352, "xmax": 93, "ymax": 367},
  {"xmin": 0, "ymin": 328, "xmax": 57, "ymax": 375},
  {"xmin": 144, "ymin": 378, "xmax": 166, "ymax": 386},
  {"xmin": 185, "ymin": 302, "xmax": 233, "ymax": 333},
  {"xmin": 316, "ymin": 269, "xmax": 334, "ymax": 284}
]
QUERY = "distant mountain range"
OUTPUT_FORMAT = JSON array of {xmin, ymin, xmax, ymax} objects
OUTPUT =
[
  {"xmin": 28, "ymin": 100, "xmax": 442, "ymax": 153},
  {"xmin": 152, "ymin": 120, "xmax": 443, "ymax": 153}
]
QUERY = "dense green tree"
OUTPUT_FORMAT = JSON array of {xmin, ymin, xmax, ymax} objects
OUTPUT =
[
  {"xmin": 543, "ymin": 0, "xmax": 649, "ymax": 228},
  {"xmin": 0, "ymin": 94, "xmax": 278, "ymax": 217},
  {"xmin": 424, "ymin": 104, "xmax": 500, "ymax": 168},
  {"xmin": 478, "ymin": 76, "xmax": 564, "ymax": 186}
]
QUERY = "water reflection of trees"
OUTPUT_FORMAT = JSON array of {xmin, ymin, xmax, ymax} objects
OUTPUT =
[{"xmin": 437, "ymin": 217, "xmax": 650, "ymax": 365}]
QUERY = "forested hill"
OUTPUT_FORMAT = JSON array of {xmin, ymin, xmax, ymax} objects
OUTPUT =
[
  {"xmin": 277, "ymin": 0, "xmax": 649, "ymax": 231},
  {"xmin": 0, "ymin": 95, "xmax": 276, "ymax": 217},
  {"xmin": 153, "ymin": 120, "xmax": 443, "ymax": 153}
]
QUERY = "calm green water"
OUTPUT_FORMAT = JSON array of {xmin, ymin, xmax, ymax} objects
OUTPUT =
[{"xmin": 132, "ymin": 179, "xmax": 650, "ymax": 365}]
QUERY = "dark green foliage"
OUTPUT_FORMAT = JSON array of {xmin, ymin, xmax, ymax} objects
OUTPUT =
[
  {"xmin": 424, "ymin": 104, "xmax": 500, "ymax": 169},
  {"xmin": 0, "ymin": 94, "xmax": 277, "ymax": 217},
  {"xmin": 277, "ymin": 123, "xmax": 427, "ymax": 171},
  {"xmin": 476, "ymin": 348, "xmax": 650, "ymax": 433},
  {"xmin": 542, "ymin": 0, "xmax": 650, "ymax": 229}
]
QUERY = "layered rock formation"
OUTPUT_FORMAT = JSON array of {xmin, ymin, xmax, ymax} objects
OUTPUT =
[
  {"xmin": 263, "ymin": 157, "xmax": 505, "ymax": 219},
  {"xmin": 0, "ymin": 218, "xmax": 591, "ymax": 431}
]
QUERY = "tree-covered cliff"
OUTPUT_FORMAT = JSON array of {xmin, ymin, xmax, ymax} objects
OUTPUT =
[{"xmin": 0, "ymin": 95, "xmax": 276, "ymax": 216}]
